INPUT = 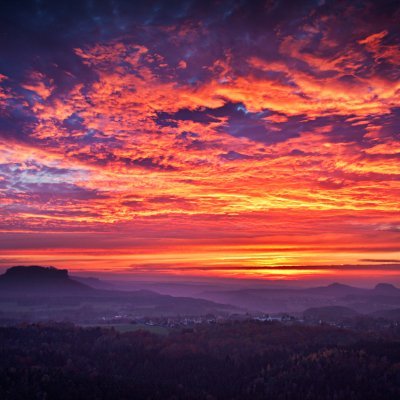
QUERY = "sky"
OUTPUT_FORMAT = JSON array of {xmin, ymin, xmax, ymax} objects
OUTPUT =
[{"xmin": 0, "ymin": 0, "xmax": 399, "ymax": 282}]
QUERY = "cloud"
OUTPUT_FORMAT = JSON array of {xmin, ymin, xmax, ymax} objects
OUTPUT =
[{"xmin": 0, "ymin": 0, "xmax": 399, "ymax": 277}]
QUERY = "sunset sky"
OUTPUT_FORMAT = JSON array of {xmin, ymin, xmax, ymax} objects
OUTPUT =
[{"xmin": 0, "ymin": 0, "xmax": 399, "ymax": 282}]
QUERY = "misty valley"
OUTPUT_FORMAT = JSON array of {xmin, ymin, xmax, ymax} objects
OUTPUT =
[
  {"xmin": 1, "ymin": 266, "xmax": 400, "ymax": 330},
  {"xmin": 0, "ymin": 266, "xmax": 400, "ymax": 399}
]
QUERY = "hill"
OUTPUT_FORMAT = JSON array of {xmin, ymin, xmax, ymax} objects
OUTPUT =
[
  {"xmin": 0, "ymin": 266, "xmax": 91, "ymax": 294},
  {"xmin": 306, "ymin": 283, "xmax": 367, "ymax": 297},
  {"xmin": 303, "ymin": 306, "xmax": 360, "ymax": 323},
  {"xmin": 373, "ymin": 283, "xmax": 400, "ymax": 295},
  {"xmin": 370, "ymin": 308, "xmax": 400, "ymax": 321}
]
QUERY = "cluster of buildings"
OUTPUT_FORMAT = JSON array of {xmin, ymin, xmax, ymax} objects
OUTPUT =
[{"xmin": 98, "ymin": 312, "xmax": 296, "ymax": 328}]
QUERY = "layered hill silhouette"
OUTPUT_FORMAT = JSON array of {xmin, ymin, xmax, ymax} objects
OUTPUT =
[
  {"xmin": 1, "ymin": 266, "xmax": 400, "ymax": 320},
  {"xmin": 0, "ymin": 266, "xmax": 237, "ymax": 320},
  {"xmin": 200, "ymin": 282, "xmax": 400, "ymax": 313}
]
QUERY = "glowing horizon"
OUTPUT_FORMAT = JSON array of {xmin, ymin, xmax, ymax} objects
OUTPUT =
[{"xmin": 0, "ymin": 1, "xmax": 399, "ymax": 282}]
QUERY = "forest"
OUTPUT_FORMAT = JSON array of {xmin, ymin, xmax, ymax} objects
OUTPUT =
[{"xmin": 1, "ymin": 321, "xmax": 400, "ymax": 400}]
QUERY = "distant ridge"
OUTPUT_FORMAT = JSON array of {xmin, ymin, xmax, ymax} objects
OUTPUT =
[
  {"xmin": 200, "ymin": 281, "xmax": 400, "ymax": 313},
  {"xmin": 306, "ymin": 282, "xmax": 366, "ymax": 296},
  {"xmin": 0, "ymin": 266, "xmax": 91, "ymax": 294},
  {"xmin": 374, "ymin": 283, "xmax": 400, "ymax": 294},
  {"xmin": 72, "ymin": 276, "xmax": 114, "ymax": 290}
]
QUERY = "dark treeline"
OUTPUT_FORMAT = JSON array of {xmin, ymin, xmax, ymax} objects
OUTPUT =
[{"xmin": 1, "ymin": 321, "xmax": 400, "ymax": 400}]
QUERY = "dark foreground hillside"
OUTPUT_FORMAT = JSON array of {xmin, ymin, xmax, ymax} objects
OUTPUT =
[{"xmin": 1, "ymin": 321, "xmax": 400, "ymax": 400}]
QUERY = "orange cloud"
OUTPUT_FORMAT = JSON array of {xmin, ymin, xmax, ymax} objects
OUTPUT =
[{"xmin": 1, "ymin": 17, "xmax": 399, "ymax": 280}]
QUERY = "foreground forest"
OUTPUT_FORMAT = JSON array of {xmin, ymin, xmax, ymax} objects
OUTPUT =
[{"xmin": 1, "ymin": 321, "xmax": 400, "ymax": 400}]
